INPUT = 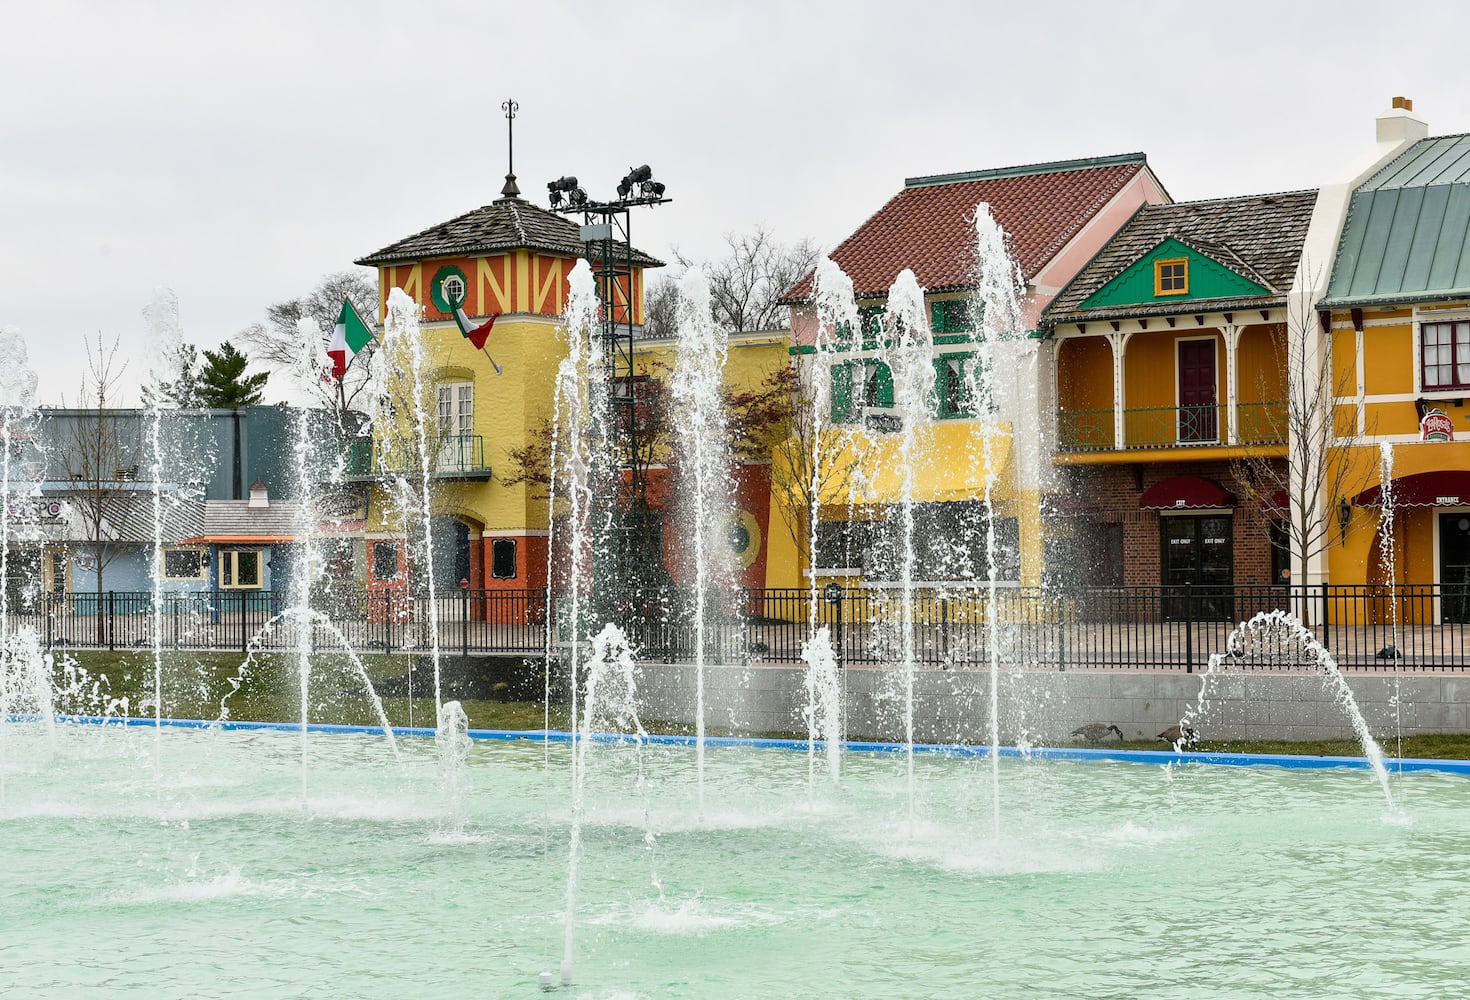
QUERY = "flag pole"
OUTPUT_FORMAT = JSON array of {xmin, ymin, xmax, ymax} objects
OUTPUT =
[{"xmin": 481, "ymin": 347, "xmax": 503, "ymax": 376}]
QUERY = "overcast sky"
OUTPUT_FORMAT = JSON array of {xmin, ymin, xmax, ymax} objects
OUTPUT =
[{"xmin": 3, "ymin": 0, "xmax": 1466, "ymax": 405}]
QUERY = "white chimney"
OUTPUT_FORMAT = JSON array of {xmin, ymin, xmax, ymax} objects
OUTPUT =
[
  {"xmin": 248, "ymin": 478, "xmax": 269, "ymax": 508},
  {"xmin": 1377, "ymin": 96, "xmax": 1428, "ymax": 145}
]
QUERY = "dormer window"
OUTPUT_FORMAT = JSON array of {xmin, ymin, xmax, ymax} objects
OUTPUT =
[{"xmin": 1155, "ymin": 258, "xmax": 1188, "ymax": 296}]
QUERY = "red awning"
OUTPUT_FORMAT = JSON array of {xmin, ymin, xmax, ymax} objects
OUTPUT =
[
  {"xmin": 1263, "ymin": 488, "xmax": 1289, "ymax": 516},
  {"xmin": 1352, "ymin": 470, "xmax": 1470, "ymax": 507},
  {"xmin": 1139, "ymin": 476, "xmax": 1236, "ymax": 510}
]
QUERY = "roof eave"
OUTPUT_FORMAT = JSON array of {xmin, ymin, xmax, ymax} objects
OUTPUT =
[
  {"xmin": 1319, "ymin": 288, "xmax": 1470, "ymax": 311},
  {"xmin": 355, "ymin": 245, "xmax": 664, "ymax": 269},
  {"xmin": 1044, "ymin": 294, "xmax": 1289, "ymax": 328}
]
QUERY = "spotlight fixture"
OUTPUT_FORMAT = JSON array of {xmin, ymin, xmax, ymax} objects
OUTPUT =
[
  {"xmin": 616, "ymin": 164, "xmax": 666, "ymax": 203},
  {"xmin": 546, "ymin": 175, "xmax": 586, "ymax": 209}
]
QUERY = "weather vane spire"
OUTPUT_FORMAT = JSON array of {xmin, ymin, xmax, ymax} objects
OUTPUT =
[{"xmin": 499, "ymin": 98, "xmax": 520, "ymax": 199}]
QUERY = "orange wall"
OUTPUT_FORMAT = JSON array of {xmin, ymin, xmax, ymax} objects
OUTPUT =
[{"xmin": 378, "ymin": 251, "xmax": 645, "ymax": 324}]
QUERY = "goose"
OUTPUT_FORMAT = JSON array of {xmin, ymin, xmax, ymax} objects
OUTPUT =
[
  {"xmin": 1157, "ymin": 724, "xmax": 1198, "ymax": 748},
  {"xmin": 1070, "ymin": 722, "xmax": 1124, "ymax": 743}
]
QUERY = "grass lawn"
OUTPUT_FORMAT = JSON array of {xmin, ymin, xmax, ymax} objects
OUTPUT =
[
  {"xmin": 40, "ymin": 651, "xmax": 1470, "ymax": 759},
  {"xmin": 52, "ymin": 650, "xmax": 568, "ymax": 733}
]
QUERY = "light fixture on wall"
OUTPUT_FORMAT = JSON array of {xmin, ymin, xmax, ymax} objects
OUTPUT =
[{"xmin": 1338, "ymin": 498, "xmax": 1352, "ymax": 540}]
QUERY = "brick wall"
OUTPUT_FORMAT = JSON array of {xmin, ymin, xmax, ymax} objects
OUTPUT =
[{"xmin": 1063, "ymin": 459, "xmax": 1284, "ymax": 587}]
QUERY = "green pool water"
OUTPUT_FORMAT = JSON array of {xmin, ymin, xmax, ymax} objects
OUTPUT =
[{"xmin": 2, "ymin": 724, "xmax": 1467, "ymax": 999}]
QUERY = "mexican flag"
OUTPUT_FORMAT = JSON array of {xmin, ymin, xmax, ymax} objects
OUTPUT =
[
  {"xmin": 452, "ymin": 303, "xmax": 498, "ymax": 350},
  {"xmin": 327, "ymin": 298, "xmax": 373, "ymax": 381}
]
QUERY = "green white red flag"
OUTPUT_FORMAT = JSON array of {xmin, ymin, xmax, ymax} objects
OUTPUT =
[
  {"xmin": 452, "ymin": 302, "xmax": 497, "ymax": 350},
  {"xmin": 327, "ymin": 298, "xmax": 373, "ymax": 381}
]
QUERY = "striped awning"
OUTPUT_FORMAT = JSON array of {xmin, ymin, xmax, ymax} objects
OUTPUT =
[
  {"xmin": 1139, "ymin": 476, "xmax": 1236, "ymax": 510},
  {"xmin": 1352, "ymin": 470, "xmax": 1470, "ymax": 507}
]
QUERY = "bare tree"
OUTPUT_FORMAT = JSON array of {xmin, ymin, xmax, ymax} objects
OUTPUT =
[
  {"xmin": 643, "ymin": 277, "xmax": 679, "ymax": 338},
  {"xmin": 238, "ymin": 269, "xmax": 378, "ymax": 435},
  {"xmin": 58, "ymin": 335, "xmax": 138, "ymax": 639},
  {"xmin": 1231, "ymin": 305, "xmax": 1375, "ymax": 586},
  {"xmin": 763, "ymin": 362, "xmax": 860, "ymax": 562},
  {"xmin": 674, "ymin": 228, "xmax": 822, "ymax": 333}
]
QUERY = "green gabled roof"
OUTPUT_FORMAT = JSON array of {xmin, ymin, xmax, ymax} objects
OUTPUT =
[
  {"xmin": 1323, "ymin": 134, "xmax": 1470, "ymax": 308},
  {"xmin": 1078, "ymin": 237, "xmax": 1272, "ymax": 310},
  {"xmin": 1044, "ymin": 190, "xmax": 1317, "ymax": 325}
]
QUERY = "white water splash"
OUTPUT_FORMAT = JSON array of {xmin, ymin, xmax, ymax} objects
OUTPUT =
[{"xmin": 671, "ymin": 267, "xmax": 734, "ymax": 815}]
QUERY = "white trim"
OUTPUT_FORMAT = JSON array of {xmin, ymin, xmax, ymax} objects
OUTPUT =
[
  {"xmin": 1157, "ymin": 506, "xmax": 1234, "ymax": 516},
  {"xmin": 1355, "ymin": 325, "xmax": 1366, "ymax": 436},
  {"xmin": 1329, "ymin": 317, "xmax": 1411, "ymax": 330}
]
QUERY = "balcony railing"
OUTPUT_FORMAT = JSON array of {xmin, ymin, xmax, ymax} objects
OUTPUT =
[
  {"xmin": 1057, "ymin": 401, "xmax": 1286, "ymax": 453},
  {"xmin": 342, "ymin": 435, "xmax": 491, "ymax": 479}
]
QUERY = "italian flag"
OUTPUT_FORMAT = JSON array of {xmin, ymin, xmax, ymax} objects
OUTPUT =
[
  {"xmin": 452, "ymin": 303, "xmax": 498, "ymax": 350},
  {"xmin": 327, "ymin": 298, "xmax": 373, "ymax": 381}
]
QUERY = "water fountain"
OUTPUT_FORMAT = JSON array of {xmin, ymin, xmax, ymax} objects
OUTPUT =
[
  {"xmin": 965, "ymin": 203, "xmax": 1029, "ymax": 838},
  {"xmin": 669, "ymin": 267, "xmax": 734, "ymax": 814},
  {"xmin": 3, "ymin": 218, "xmax": 1466, "ymax": 999}
]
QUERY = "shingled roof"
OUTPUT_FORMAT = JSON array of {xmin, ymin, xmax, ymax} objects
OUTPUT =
[
  {"xmin": 782, "ymin": 153, "xmax": 1153, "ymax": 302},
  {"xmin": 1044, "ymin": 189, "xmax": 1319, "ymax": 324},
  {"xmin": 355, "ymin": 196, "xmax": 663, "ymax": 268}
]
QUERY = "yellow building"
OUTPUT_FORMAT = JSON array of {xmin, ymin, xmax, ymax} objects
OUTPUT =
[
  {"xmin": 778, "ymin": 154, "xmax": 1168, "ymax": 592},
  {"xmin": 1319, "ymin": 123, "xmax": 1470, "ymax": 620},
  {"xmin": 352, "ymin": 182, "xmax": 660, "ymax": 606},
  {"xmin": 351, "ymin": 180, "xmax": 795, "ymax": 607},
  {"xmin": 1043, "ymin": 191, "xmax": 1318, "ymax": 611}
]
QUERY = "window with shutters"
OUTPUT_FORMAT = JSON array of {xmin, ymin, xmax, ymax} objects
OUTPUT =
[
  {"xmin": 830, "ymin": 360, "xmax": 894, "ymax": 423},
  {"xmin": 933, "ymin": 353, "xmax": 980, "ymax": 418},
  {"xmin": 930, "ymin": 299, "xmax": 976, "ymax": 333}
]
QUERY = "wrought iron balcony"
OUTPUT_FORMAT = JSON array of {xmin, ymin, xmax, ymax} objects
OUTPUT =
[
  {"xmin": 341, "ymin": 434, "xmax": 492, "ymax": 480},
  {"xmin": 1057, "ymin": 402, "xmax": 1287, "ymax": 453}
]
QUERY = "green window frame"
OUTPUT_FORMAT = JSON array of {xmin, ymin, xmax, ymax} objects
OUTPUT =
[
  {"xmin": 932, "ymin": 353, "xmax": 981, "ymax": 418},
  {"xmin": 831, "ymin": 360, "xmax": 895, "ymax": 423},
  {"xmin": 930, "ymin": 300, "xmax": 976, "ymax": 334}
]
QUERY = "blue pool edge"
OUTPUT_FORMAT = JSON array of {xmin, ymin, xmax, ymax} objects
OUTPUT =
[{"xmin": 12, "ymin": 713, "xmax": 1470, "ymax": 776}]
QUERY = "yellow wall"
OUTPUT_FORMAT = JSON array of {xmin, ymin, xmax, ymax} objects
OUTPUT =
[
  {"xmin": 1237, "ymin": 324, "xmax": 1285, "ymax": 404},
  {"xmin": 1057, "ymin": 337, "xmax": 1113, "ymax": 411}
]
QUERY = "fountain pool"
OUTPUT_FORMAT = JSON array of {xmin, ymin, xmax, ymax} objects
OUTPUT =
[{"xmin": 5, "ymin": 723, "xmax": 1468, "ymax": 998}]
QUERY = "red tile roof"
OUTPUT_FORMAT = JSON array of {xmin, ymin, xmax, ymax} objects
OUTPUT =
[{"xmin": 783, "ymin": 154, "xmax": 1151, "ymax": 302}]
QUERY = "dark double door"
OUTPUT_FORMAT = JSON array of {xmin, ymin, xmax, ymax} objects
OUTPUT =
[
  {"xmin": 1441, "ymin": 513, "xmax": 1470, "ymax": 622},
  {"xmin": 1162, "ymin": 514, "xmax": 1233, "ymax": 621}
]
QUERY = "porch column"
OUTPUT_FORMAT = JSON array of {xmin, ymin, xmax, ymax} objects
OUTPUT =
[
  {"xmin": 1222, "ymin": 322, "xmax": 1242, "ymax": 444},
  {"xmin": 1105, "ymin": 331, "xmax": 1132, "ymax": 450}
]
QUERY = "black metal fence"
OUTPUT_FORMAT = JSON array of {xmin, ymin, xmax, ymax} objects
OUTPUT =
[{"xmin": 10, "ymin": 584, "xmax": 1470, "ymax": 672}]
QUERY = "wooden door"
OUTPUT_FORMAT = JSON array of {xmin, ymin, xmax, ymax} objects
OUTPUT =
[{"xmin": 1177, "ymin": 340, "xmax": 1218, "ymax": 442}]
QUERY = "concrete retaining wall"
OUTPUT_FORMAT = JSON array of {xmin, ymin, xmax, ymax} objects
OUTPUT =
[{"xmin": 631, "ymin": 663, "xmax": 1470, "ymax": 743}]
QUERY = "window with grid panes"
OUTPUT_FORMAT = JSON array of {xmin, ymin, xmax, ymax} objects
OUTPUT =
[
  {"xmin": 436, "ymin": 381, "xmax": 474, "ymax": 469},
  {"xmin": 1421, "ymin": 321, "xmax": 1470, "ymax": 390},
  {"xmin": 1154, "ymin": 258, "xmax": 1188, "ymax": 296}
]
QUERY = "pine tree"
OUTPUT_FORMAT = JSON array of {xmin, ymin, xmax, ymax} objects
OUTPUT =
[
  {"xmin": 141, "ymin": 342, "xmax": 203, "ymax": 408},
  {"xmin": 197, "ymin": 341, "xmax": 268, "ymax": 408}
]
